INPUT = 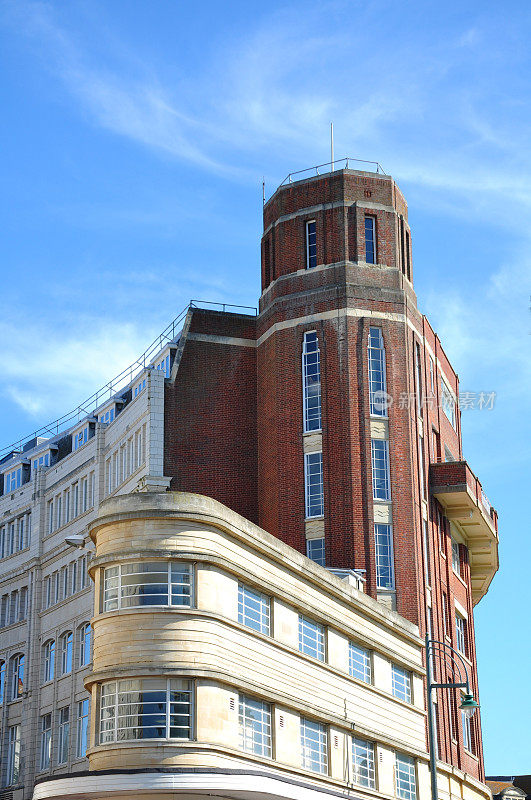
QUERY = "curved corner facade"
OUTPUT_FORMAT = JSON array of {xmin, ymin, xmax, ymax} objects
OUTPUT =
[{"xmin": 35, "ymin": 492, "xmax": 490, "ymax": 800}]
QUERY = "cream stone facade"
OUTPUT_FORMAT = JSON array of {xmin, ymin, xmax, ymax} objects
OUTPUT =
[{"xmin": 32, "ymin": 492, "xmax": 491, "ymax": 800}]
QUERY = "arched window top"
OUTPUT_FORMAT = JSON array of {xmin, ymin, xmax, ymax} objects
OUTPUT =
[
  {"xmin": 42, "ymin": 639, "xmax": 55, "ymax": 683},
  {"xmin": 10, "ymin": 653, "xmax": 24, "ymax": 700},
  {"xmin": 60, "ymin": 629, "xmax": 73, "ymax": 641},
  {"xmin": 78, "ymin": 622, "xmax": 92, "ymax": 667}
]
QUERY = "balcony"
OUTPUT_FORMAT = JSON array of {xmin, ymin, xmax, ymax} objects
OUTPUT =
[{"xmin": 429, "ymin": 461, "xmax": 499, "ymax": 605}]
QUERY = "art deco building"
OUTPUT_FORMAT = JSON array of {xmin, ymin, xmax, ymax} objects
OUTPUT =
[{"xmin": 0, "ymin": 163, "xmax": 499, "ymax": 800}]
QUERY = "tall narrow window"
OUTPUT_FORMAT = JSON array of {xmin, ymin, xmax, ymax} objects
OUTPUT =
[
  {"xmin": 441, "ymin": 378, "xmax": 456, "ymax": 428},
  {"xmin": 306, "ymin": 537, "xmax": 325, "ymax": 566},
  {"xmin": 455, "ymin": 614, "xmax": 466, "ymax": 655},
  {"xmin": 462, "ymin": 708, "xmax": 473, "ymax": 752},
  {"xmin": 302, "ymin": 332, "xmax": 322, "ymax": 432},
  {"xmin": 58, "ymin": 706, "xmax": 70, "ymax": 764},
  {"xmin": 349, "ymin": 643, "xmax": 372, "ymax": 683},
  {"xmin": 352, "ymin": 737, "xmax": 376, "ymax": 788},
  {"xmin": 395, "ymin": 753, "xmax": 417, "ymax": 800},
  {"xmin": 0, "ymin": 660, "xmax": 5, "ymax": 703},
  {"xmin": 43, "ymin": 639, "xmax": 55, "ymax": 682},
  {"xmin": 76, "ymin": 698, "xmax": 90, "ymax": 757},
  {"xmin": 304, "ymin": 452, "xmax": 324, "ymax": 518},
  {"xmin": 60, "ymin": 631, "xmax": 73, "ymax": 674},
  {"xmin": 365, "ymin": 216, "xmax": 376, "ymax": 263},
  {"xmin": 40, "ymin": 713, "xmax": 52, "ymax": 769},
  {"xmin": 415, "ymin": 343, "xmax": 423, "ymax": 416},
  {"xmin": 10, "ymin": 653, "xmax": 24, "ymax": 700},
  {"xmin": 298, "ymin": 615, "xmax": 325, "ymax": 661},
  {"xmin": 418, "ymin": 435, "xmax": 426, "ymax": 499},
  {"xmin": 368, "ymin": 327, "xmax": 388, "ymax": 416},
  {"xmin": 451, "ymin": 538, "xmax": 461, "ymax": 575},
  {"xmin": 238, "ymin": 694, "xmax": 272, "ymax": 757},
  {"xmin": 375, "ymin": 523, "xmax": 395, "ymax": 589},
  {"xmin": 78, "ymin": 623, "xmax": 92, "ymax": 667},
  {"xmin": 6, "ymin": 725, "xmax": 20, "ymax": 785},
  {"xmin": 238, "ymin": 583, "xmax": 270, "ymax": 635},
  {"xmin": 422, "ymin": 520, "xmax": 431, "ymax": 587},
  {"xmin": 392, "ymin": 664, "xmax": 412, "ymax": 703},
  {"xmin": 306, "ymin": 220, "xmax": 317, "ymax": 269},
  {"xmin": 301, "ymin": 717, "xmax": 328, "ymax": 773},
  {"xmin": 371, "ymin": 439, "xmax": 391, "ymax": 500}
]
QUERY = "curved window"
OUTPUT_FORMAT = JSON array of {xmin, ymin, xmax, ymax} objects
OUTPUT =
[
  {"xmin": 60, "ymin": 631, "xmax": 73, "ymax": 674},
  {"xmin": 78, "ymin": 623, "xmax": 92, "ymax": 667},
  {"xmin": 103, "ymin": 562, "xmax": 192, "ymax": 612},
  {"xmin": 99, "ymin": 678, "xmax": 192, "ymax": 743},
  {"xmin": 42, "ymin": 639, "xmax": 55, "ymax": 683},
  {"xmin": 10, "ymin": 653, "xmax": 24, "ymax": 700}
]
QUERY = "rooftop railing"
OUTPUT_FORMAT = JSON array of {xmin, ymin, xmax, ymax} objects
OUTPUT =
[
  {"xmin": 279, "ymin": 157, "xmax": 387, "ymax": 187},
  {"xmin": 0, "ymin": 299, "xmax": 257, "ymax": 461}
]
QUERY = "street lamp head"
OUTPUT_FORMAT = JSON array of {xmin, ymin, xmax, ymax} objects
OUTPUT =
[{"xmin": 460, "ymin": 693, "xmax": 479, "ymax": 719}]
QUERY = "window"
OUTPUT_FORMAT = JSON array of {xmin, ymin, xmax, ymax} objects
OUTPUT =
[
  {"xmin": 392, "ymin": 665, "xmax": 412, "ymax": 703},
  {"xmin": 298, "ymin": 615, "xmax": 325, "ymax": 661},
  {"xmin": 133, "ymin": 377, "xmax": 146, "ymax": 397},
  {"xmin": 4, "ymin": 466, "xmax": 22, "ymax": 493},
  {"xmin": 422, "ymin": 520, "xmax": 431, "ymax": 587},
  {"xmin": 375, "ymin": 523, "xmax": 395, "ymax": 589},
  {"xmin": 368, "ymin": 327, "xmax": 388, "ymax": 416},
  {"xmin": 238, "ymin": 583, "xmax": 270, "ymax": 635},
  {"xmin": 17, "ymin": 517, "xmax": 25, "ymax": 551},
  {"xmin": 78, "ymin": 623, "xmax": 92, "ymax": 667},
  {"xmin": 73, "ymin": 482, "xmax": 79, "ymax": 517},
  {"xmin": 0, "ymin": 527, "xmax": 4, "ymax": 559},
  {"xmin": 352, "ymin": 737, "xmax": 376, "ymax": 788},
  {"xmin": 73, "ymin": 426, "xmax": 89, "ymax": 451},
  {"xmin": 418, "ymin": 435, "xmax": 426, "ymax": 499},
  {"xmin": 462, "ymin": 708, "xmax": 473, "ymax": 752},
  {"xmin": 56, "ymin": 494, "xmax": 62, "ymax": 528},
  {"xmin": 43, "ymin": 639, "xmax": 55, "ymax": 682},
  {"xmin": 77, "ymin": 698, "xmax": 90, "ymax": 757},
  {"xmin": 0, "ymin": 660, "xmax": 5, "ymax": 703},
  {"xmin": 99, "ymin": 678, "xmax": 192, "ymax": 742},
  {"xmin": 58, "ymin": 706, "xmax": 70, "ymax": 764},
  {"xmin": 33, "ymin": 452, "xmax": 50, "ymax": 472},
  {"xmin": 451, "ymin": 538, "xmax": 460, "ymax": 575},
  {"xmin": 306, "ymin": 537, "xmax": 325, "ymax": 566},
  {"xmin": 103, "ymin": 562, "xmax": 192, "ymax": 612},
  {"xmin": 71, "ymin": 561, "xmax": 78, "ymax": 594},
  {"xmin": 414, "ymin": 343, "xmax": 423, "ymax": 416},
  {"xmin": 365, "ymin": 216, "xmax": 376, "ymax": 263},
  {"xmin": 60, "ymin": 631, "xmax": 73, "ymax": 674},
  {"xmin": 6, "ymin": 725, "xmax": 20, "ymax": 785},
  {"xmin": 304, "ymin": 452, "xmax": 324, "ymax": 518},
  {"xmin": 302, "ymin": 332, "xmax": 322, "ymax": 432},
  {"xmin": 48, "ymin": 499, "xmax": 54, "ymax": 534},
  {"xmin": 61, "ymin": 564, "xmax": 69, "ymax": 599},
  {"xmin": 10, "ymin": 653, "xmax": 24, "ymax": 699},
  {"xmin": 349, "ymin": 643, "xmax": 371, "ymax": 683},
  {"xmin": 79, "ymin": 556, "xmax": 88, "ymax": 589},
  {"xmin": 40, "ymin": 713, "xmax": 52, "ymax": 770},
  {"xmin": 306, "ymin": 220, "xmax": 317, "ymax": 269},
  {"xmin": 371, "ymin": 439, "xmax": 391, "ymax": 500},
  {"xmin": 82, "ymin": 477, "xmax": 89, "ymax": 512},
  {"xmin": 395, "ymin": 753, "xmax": 417, "ymax": 800},
  {"xmin": 0, "ymin": 594, "xmax": 8, "ymax": 626},
  {"xmin": 99, "ymin": 406, "xmax": 115, "ymax": 424},
  {"xmin": 429, "ymin": 357, "xmax": 435, "ymax": 394},
  {"xmin": 238, "ymin": 694, "xmax": 272, "ymax": 757},
  {"xmin": 441, "ymin": 378, "xmax": 456, "ymax": 428},
  {"xmin": 455, "ymin": 614, "xmax": 466, "ymax": 655},
  {"xmin": 301, "ymin": 717, "xmax": 328, "ymax": 773}
]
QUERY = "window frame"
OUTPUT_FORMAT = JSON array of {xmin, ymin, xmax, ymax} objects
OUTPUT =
[
  {"xmin": 237, "ymin": 583, "xmax": 270, "ymax": 636},
  {"xmin": 238, "ymin": 693, "xmax": 272, "ymax": 758},
  {"xmin": 395, "ymin": 752, "xmax": 417, "ymax": 800},
  {"xmin": 364, "ymin": 216, "xmax": 376, "ymax": 264},
  {"xmin": 76, "ymin": 698, "xmax": 90, "ymax": 758},
  {"xmin": 302, "ymin": 331, "xmax": 322, "ymax": 433},
  {"xmin": 371, "ymin": 438, "xmax": 391, "ymax": 501},
  {"xmin": 58, "ymin": 706, "xmax": 70, "ymax": 765},
  {"xmin": 102, "ymin": 561, "xmax": 193, "ymax": 613},
  {"xmin": 368, "ymin": 327, "xmax": 388, "ymax": 417},
  {"xmin": 304, "ymin": 451, "xmax": 324, "ymax": 519},
  {"xmin": 60, "ymin": 631, "xmax": 73, "ymax": 675},
  {"xmin": 300, "ymin": 716, "xmax": 328, "ymax": 774},
  {"xmin": 352, "ymin": 736, "xmax": 376, "ymax": 788},
  {"xmin": 391, "ymin": 664, "xmax": 412, "ymax": 704},
  {"xmin": 6, "ymin": 724, "xmax": 21, "ymax": 785},
  {"xmin": 306, "ymin": 537, "xmax": 326, "ymax": 566},
  {"xmin": 40, "ymin": 712, "xmax": 52, "ymax": 770},
  {"xmin": 10, "ymin": 653, "xmax": 24, "ymax": 700},
  {"xmin": 349, "ymin": 642, "xmax": 372, "ymax": 684},
  {"xmin": 305, "ymin": 220, "xmax": 317, "ymax": 269},
  {"xmin": 42, "ymin": 639, "xmax": 55, "ymax": 683},
  {"xmin": 375, "ymin": 522, "xmax": 395, "ymax": 590},
  {"xmin": 298, "ymin": 614, "xmax": 325, "ymax": 662}
]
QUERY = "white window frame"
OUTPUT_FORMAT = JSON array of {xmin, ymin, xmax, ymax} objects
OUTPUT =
[
  {"xmin": 302, "ymin": 331, "xmax": 322, "ymax": 432},
  {"xmin": 455, "ymin": 614, "xmax": 466, "ymax": 655},
  {"xmin": 40, "ymin": 713, "xmax": 52, "ymax": 770},
  {"xmin": 395, "ymin": 752, "xmax": 417, "ymax": 800},
  {"xmin": 238, "ymin": 583, "xmax": 270, "ymax": 635},
  {"xmin": 300, "ymin": 717, "xmax": 328, "ymax": 774},
  {"xmin": 76, "ymin": 698, "xmax": 90, "ymax": 758},
  {"xmin": 352, "ymin": 736, "xmax": 376, "ymax": 788},
  {"xmin": 306, "ymin": 537, "xmax": 325, "ymax": 566},
  {"xmin": 375, "ymin": 522, "xmax": 395, "ymax": 590},
  {"xmin": 6, "ymin": 725, "xmax": 20, "ymax": 785},
  {"xmin": 349, "ymin": 642, "xmax": 372, "ymax": 683},
  {"xmin": 78, "ymin": 623, "xmax": 92, "ymax": 667},
  {"xmin": 103, "ymin": 561, "xmax": 192, "ymax": 612},
  {"xmin": 371, "ymin": 438, "xmax": 391, "ymax": 501},
  {"xmin": 392, "ymin": 664, "xmax": 412, "ymax": 703},
  {"xmin": 298, "ymin": 615, "xmax": 325, "ymax": 661},
  {"xmin": 60, "ymin": 631, "xmax": 73, "ymax": 674},
  {"xmin": 368, "ymin": 327, "xmax": 388, "ymax": 417},
  {"xmin": 451, "ymin": 538, "xmax": 460, "ymax": 575},
  {"xmin": 238, "ymin": 694, "xmax": 272, "ymax": 757},
  {"xmin": 304, "ymin": 451, "xmax": 324, "ymax": 519},
  {"xmin": 42, "ymin": 639, "xmax": 55, "ymax": 683},
  {"xmin": 441, "ymin": 377, "xmax": 457, "ymax": 428}
]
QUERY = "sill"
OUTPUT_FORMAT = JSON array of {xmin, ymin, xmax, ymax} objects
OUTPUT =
[
  {"xmin": 305, "ymin": 515, "xmax": 324, "ymax": 522},
  {"xmin": 303, "ymin": 429, "xmax": 322, "ymax": 435},
  {"xmin": 373, "ymin": 498, "xmax": 392, "ymax": 504},
  {"xmin": 464, "ymin": 749, "xmax": 479, "ymax": 761},
  {"xmin": 0, "ymin": 546, "xmax": 31, "ymax": 564}
]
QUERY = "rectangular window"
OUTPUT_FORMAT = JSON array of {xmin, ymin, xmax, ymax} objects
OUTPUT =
[
  {"xmin": 103, "ymin": 562, "xmax": 192, "ymax": 612},
  {"xmin": 73, "ymin": 483, "xmax": 79, "ymax": 517},
  {"xmin": 371, "ymin": 439, "xmax": 391, "ymax": 500},
  {"xmin": 418, "ymin": 435, "xmax": 426, "ymax": 499},
  {"xmin": 48, "ymin": 499, "xmax": 54, "ymax": 534},
  {"xmin": 99, "ymin": 678, "xmax": 192, "ymax": 742},
  {"xmin": 306, "ymin": 537, "xmax": 325, "ymax": 566},
  {"xmin": 43, "ymin": 576, "xmax": 51, "ymax": 609},
  {"xmin": 43, "ymin": 640, "xmax": 55, "ymax": 682},
  {"xmin": 304, "ymin": 452, "xmax": 324, "ymax": 518},
  {"xmin": 422, "ymin": 520, "xmax": 431, "ymax": 587},
  {"xmin": 64, "ymin": 489, "xmax": 71, "ymax": 524},
  {"xmin": 56, "ymin": 495, "xmax": 62, "ymax": 528},
  {"xmin": 17, "ymin": 517, "xmax": 25, "ymax": 551},
  {"xmin": 441, "ymin": 378, "xmax": 456, "ymax": 428},
  {"xmin": 80, "ymin": 556, "xmax": 88, "ymax": 590},
  {"xmin": 349, "ymin": 643, "xmax": 372, "ymax": 683},
  {"xmin": 365, "ymin": 216, "xmax": 376, "ymax": 263},
  {"xmin": 238, "ymin": 583, "xmax": 270, "ymax": 635},
  {"xmin": 301, "ymin": 717, "xmax": 328, "ymax": 774},
  {"xmin": 61, "ymin": 565, "xmax": 69, "ymax": 599},
  {"xmin": 298, "ymin": 615, "xmax": 325, "ymax": 661},
  {"xmin": 462, "ymin": 709, "xmax": 472, "ymax": 752},
  {"xmin": 238, "ymin": 694, "xmax": 272, "ymax": 757},
  {"xmin": 415, "ymin": 343, "xmax": 423, "ymax": 416},
  {"xmin": 395, "ymin": 753, "xmax": 417, "ymax": 800},
  {"xmin": 0, "ymin": 526, "xmax": 5, "ymax": 559},
  {"xmin": 306, "ymin": 220, "xmax": 317, "ymax": 269},
  {"xmin": 392, "ymin": 665, "xmax": 412, "ymax": 703},
  {"xmin": 82, "ymin": 478, "xmax": 88, "ymax": 512},
  {"xmin": 352, "ymin": 737, "xmax": 376, "ymax": 788},
  {"xmin": 429, "ymin": 357, "xmax": 435, "ymax": 394},
  {"xmin": 40, "ymin": 713, "xmax": 52, "ymax": 770},
  {"xmin": 302, "ymin": 332, "xmax": 322, "ymax": 432},
  {"xmin": 71, "ymin": 561, "xmax": 78, "ymax": 594},
  {"xmin": 375, "ymin": 523, "xmax": 395, "ymax": 589},
  {"xmin": 368, "ymin": 327, "xmax": 388, "ymax": 416},
  {"xmin": 455, "ymin": 614, "xmax": 466, "ymax": 655},
  {"xmin": 6, "ymin": 725, "xmax": 20, "ymax": 785},
  {"xmin": 58, "ymin": 706, "xmax": 70, "ymax": 764},
  {"xmin": 451, "ymin": 538, "xmax": 460, "ymax": 576},
  {"xmin": 73, "ymin": 427, "xmax": 89, "ymax": 451},
  {"xmin": 77, "ymin": 698, "xmax": 90, "ymax": 758}
]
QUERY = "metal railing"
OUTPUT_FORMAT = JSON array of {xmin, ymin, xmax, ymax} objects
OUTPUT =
[
  {"xmin": 0, "ymin": 300, "xmax": 257, "ymax": 461},
  {"xmin": 280, "ymin": 157, "xmax": 387, "ymax": 186}
]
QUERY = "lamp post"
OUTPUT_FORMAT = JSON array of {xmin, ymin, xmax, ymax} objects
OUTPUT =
[{"xmin": 425, "ymin": 635, "xmax": 479, "ymax": 800}]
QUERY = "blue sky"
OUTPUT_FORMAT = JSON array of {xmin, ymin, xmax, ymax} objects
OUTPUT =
[{"xmin": 0, "ymin": 0, "xmax": 529, "ymax": 772}]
